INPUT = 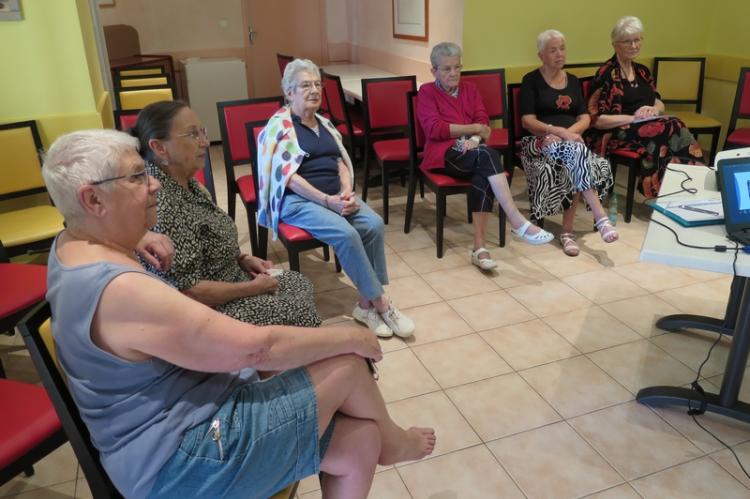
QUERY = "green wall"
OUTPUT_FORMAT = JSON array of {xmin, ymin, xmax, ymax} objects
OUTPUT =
[{"xmin": 0, "ymin": 0, "xmax": 104, "ymax": 146}]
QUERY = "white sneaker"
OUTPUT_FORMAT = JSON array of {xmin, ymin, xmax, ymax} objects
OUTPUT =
[
  {"xmin": 379, "ymin": 303, "xmax": 415, "ymax": 338},
  {"xmin": 353, "ymin": 304, "xmax": 393, "ymax": 338}
]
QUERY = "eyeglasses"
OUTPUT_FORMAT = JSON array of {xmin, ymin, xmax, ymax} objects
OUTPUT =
[
  {"xmin": 176, "ymin": 126, "xmax": 209, "ymax": 141},
  {"xmin": 90, "ymin": 168, "xmax": 150, "ymax": 187},
  {"xmin": 436, "ymin": 64, "xmax": 463, "ymax": 74},
  {"xmin": 297, "ymin": 80, "xmax": 322, "ymax": 92},
  {"xmin": 616, "ymin": 37, "xmax": 643, "ymax": 46}
]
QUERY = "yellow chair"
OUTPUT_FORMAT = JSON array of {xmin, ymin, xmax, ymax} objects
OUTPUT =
[
  {"xmin": 116, "ymin": 86, "xmax": 174, "ymax": 111},
  {"xmin": 117, "ymin": 66, "xmax": 164, "ymax": 78},
  {"xmin": 0, "ymin": 121, "xmax": 64, "ymax": 261},
  {"xmin": 653, "ymin": 57, "xmax": 722, "ymax": 164},
  {"xmin": 117, "ymin": 75, "xmax": 169, "ymax": 88}
]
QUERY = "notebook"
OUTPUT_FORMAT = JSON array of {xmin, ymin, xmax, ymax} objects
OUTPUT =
[
  {"xmin": 651, "ymin": 199, "xmax": 724, "ymax": 227},
  {"xmin": 717, "ymin": 150, "xmax": 750, "ymax": 244}
]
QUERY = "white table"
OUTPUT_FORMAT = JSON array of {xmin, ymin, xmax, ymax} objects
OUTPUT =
[
  {"xmin": 638, "ymin": 163, "xmax": 750, "ymax": 423},
  {"xmin": 322, "ymin": 64, "xmax": 398, "ymax": 101}
]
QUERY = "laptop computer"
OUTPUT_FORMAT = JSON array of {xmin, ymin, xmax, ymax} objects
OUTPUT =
[{"xmin": 717, "ymin": 148, "xmax": 750, "ymax": 245}]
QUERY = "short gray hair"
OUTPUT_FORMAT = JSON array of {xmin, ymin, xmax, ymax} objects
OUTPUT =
[
  {"xmin": 281, "ymin": 58, "xmax": 320, "ymax": 99},
  {"xmin": 42, "ymin": 129, "xmax": 139, "ymax": 223},
  {"xmin": 611, "ymin": 16, "xmax": 644, "ymax": 42},
  {"xmin": 430, "ymin": 42, "xmax": 462, "ymax": 68},
  {"xmin": 537, "ymin": 29, "xmax": 565, "ymax": 52}
]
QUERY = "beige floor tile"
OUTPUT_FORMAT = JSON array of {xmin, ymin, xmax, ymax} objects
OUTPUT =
[
  {"xmin": 384, "ymin": 226, "xmax": 436, "ymax": 252},
  {"xmin": 710, "ymin": 441, "xmax": 750, "ymax": 488},
  {"xmin": 398, "ymin": 445, "xmax": 524, "ymax": 499},
  {"xmin": 652, "ymin": 405, "xmax": 750, "ymax": 454},
  {"xmin": 412, "ymin": 334, "xmax": 512, "ymax": 388},
  {"xmin": 313, "ymin": 286, "xmax": 360, "ymax": 320},
  {"xmin": 401, "ymin": 302, "xmax": 474, "ymax": 346},
  {"xmin": 578, "ymin": 238, "xmax": 643, "ymax": 268},
  {"xmin": 520, "ymin": 356, "xmax": 633, "ymax": 418},
  {"xmin": 0, "ymin": 444, "xmax": 78, "ymax": 496},
  {"xmin": 446, "ymin": 373, "xmax": 561, "ymax": 441},
  {"xmin": 601, "ymin": 294, "xmax": 684, "ymax": 337},
  {"xmin": 612, "ymin": 261, "xmax": 701, "ymax": 293},
  {"xmin": 387, "ymin": 391, "xmax": 481, "ymax": 461},
  {"xmin": 706, "ymin": 369, "xmax": 750, "ymax": 403},
  {"xmin": 448, "ymin": 290, "xmax": 535, "ymax": 332},
  {"xmin": 562, "ymin": 269, "xmax": 650, "ymax": 304},
  {"xmin": 531, "ymin": 250, "xmax": 605, "ymax": 278},
  {"xmin": 73, "ymin": 477, "xmax": 92, "ymax": 499},
  {"xmin": 384, "ymin": 252, "xmax": 416, "ymax": 279},
  {"xmin": 0, "ymin": 481, "xmax": 77, "ymax": 498},
  {"xmin": 657, "ymin": 279, "xmax": 732, "ymax": 320},
  {"xmin": 300, "ymin": 468, "xmax": 411, "ymax": 499},
  {"xmin": 631, "ymin": 457, "xmax": 749, "ymax": 499},
  {"xmin": 421, "ymin": 265, "xmax": 500, "ymax": 300},
  {"xmin": 650, "ymin": 330, "xmax": 731, "ymax": 378},
  {"xmin": 543, "ymin": 306, "xmax": 643, "ymax": 353},
  {"xmin": 480, "ymin": 319, "xmax": 580, "ymax": 370},
  {"xmin": 488, "ymin": 422, "xmax": 623, "ymax": 499},
  {"xmin": 383, "ymin": 275, "xmax": 442, "ymax": 310},
  {"xmin": 398, "ymin": 246, "xmax": 468, "ymax": 274},
  {"xmin": 587, "ymin": 339, "xmax": 696, "ymax": 394},
  {"xmin": 506, "ymin": 280, "xmax": 592, "ymax": 318},
  {"xmin": 488, "ymin": 256, "xmax": 558, "ymax": 289},
  {"xmin": 298, "ymin": 262, "xmax": 353, "ymax": 294},
  {"xmin": 569, "ymin": 401, "xmax": 703, "ymax": 480},
  {"xmin": 376, "ymin": 348, "xmax": 440, "ymax": 403},
  {"xmin": 296, "ymin": 474, "xmax": 320, "ymax": 495},
  {"xmin": 582, "ymin": 483, "xmax": 642, "ymax": 499}
]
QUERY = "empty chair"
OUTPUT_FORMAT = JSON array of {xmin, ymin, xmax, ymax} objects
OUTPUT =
[
  {"xmin": 322, "ymin": 71, "xmax": 366, "ymax": 160},
  {"xmin": 115, "ymin": 85, "xmax": 174, "ymax": 111},
  {"xmin": 0, "ymin": 120, "xmax": 64, "ymax": 260},
  {"xmin": 725, "ymin": 67, "xmax": 750, "ymax": 150},
  {"xmin": 116, "ymin": 66, "xmax": 164, "ymax": 78},
  {"xmin": 653, "ymin": 57, "xmax": 722, "ymax": 164},
  {"xmin": 360, "ymin": 75, "xmax": 417, "ymax": 223},
  {"xmin": 116, "ymin": 74, "xmax": 171, "ymax": 88},
  {"xmin": 276, "ymin": 53, "xmax": 294, "ymax": 76},
  {"xmin": 216, "ymin": 96, "xmax": 284, "ymax": 256}
]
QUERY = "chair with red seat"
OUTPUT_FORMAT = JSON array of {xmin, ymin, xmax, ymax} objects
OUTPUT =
[
  {"xmin": 725, "ymin": 67, "xmax": 750, "ymax": 150},
  {"xmin": 113, "ymin": 109, "xmax": 140, "ymax": 132},
  {"xmin": 276, "ymin": 53, "xmax": 294, "ymax": 77},
  {"xmin": 461, "ymin": 68, "xmax": 513, "ymax": 178},
  {"xmin": 361, "ymin": 75, "xmax": 417, "ymax": 224},
  {"xmin": 217, "ymin": 97, "xmax": 285, "ymax": 256},
  {"xmin": 321, "ymin": 72, "xmax": 366, "ymax": 163},
  {"xmin": 404, "ymin": 91, "xmax": 507, "ymax": 257},
  {"xmin": 246, "ymin": 121, "xmax": 341, "ymax": 273}
]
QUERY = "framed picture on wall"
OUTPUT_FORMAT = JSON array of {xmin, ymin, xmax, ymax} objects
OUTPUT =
[
  {"xmin": 95, "ymin": 0, "xmax": 115, "ymax": 7},
  {"xmin": 0, "ymin": 0, "xmax": 23, "ymax": 21},
  {"xmin": 392, "ymin": 0, "xmax": 428, "ymax": 42}
]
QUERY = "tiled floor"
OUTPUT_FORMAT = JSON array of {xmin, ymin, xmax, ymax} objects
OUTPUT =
[{"xmin": 2, "ymin": 145, "xmax": 750, "ymax": 498}]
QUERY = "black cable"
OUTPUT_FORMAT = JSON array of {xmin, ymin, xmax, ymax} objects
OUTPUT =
[{"xmin": 651, "ymin": 166, "xmax": 698, "ymax": 199}]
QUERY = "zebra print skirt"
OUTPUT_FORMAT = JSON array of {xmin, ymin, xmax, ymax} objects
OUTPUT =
[{"xmin": 520, "ymin": 136, "xmax": 613, "ymax": 222}]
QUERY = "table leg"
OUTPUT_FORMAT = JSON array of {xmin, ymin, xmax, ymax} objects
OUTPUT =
[
  {"xmin": 655, "ymin": 275, "xmax": 744, "ymax": 337},
  {"xmin": 637, "ymin": 277, "xmax": 750, "ymax": 423}
]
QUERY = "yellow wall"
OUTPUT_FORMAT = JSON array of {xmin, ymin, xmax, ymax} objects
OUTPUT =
[{"xmin": 0, "ymin": 0, "xmax": 106, "ymax": 146}]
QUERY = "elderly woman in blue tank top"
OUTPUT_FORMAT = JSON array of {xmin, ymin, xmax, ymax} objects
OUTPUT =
[{"xmin": 41, "ymin": 129, "xmax": 435, "ymax": 499}]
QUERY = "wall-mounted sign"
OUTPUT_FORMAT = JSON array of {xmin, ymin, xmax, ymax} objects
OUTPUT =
[{"xmin": 0, "ymin": 0, "xmax": 22, "ymax": 21}]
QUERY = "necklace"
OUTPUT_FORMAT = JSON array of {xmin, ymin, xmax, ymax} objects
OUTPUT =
[{"xmin": 620, "ymin": 65, "xmax": 638, "ymax": 88}]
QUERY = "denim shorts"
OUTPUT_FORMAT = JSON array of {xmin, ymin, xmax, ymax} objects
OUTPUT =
[{"xmin": 147, "ymin": 367, "xmax": 335, "ymax": 499}]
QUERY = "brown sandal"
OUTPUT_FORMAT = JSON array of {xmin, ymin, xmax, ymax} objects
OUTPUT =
[
  {"xmin": 594, "ymin": 217, "xmax": 619, "ymax": 243},
  {"xmin": 559, "ymin": 233, "xmax": 580, "ymax": 257}
]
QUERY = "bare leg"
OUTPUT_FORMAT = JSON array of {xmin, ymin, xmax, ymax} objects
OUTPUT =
[
  {"xmin": 487, "ymin": 173, "xmax": 541, "ymax": 235},
  {"xmin": 319, "ymin": 415, "xmax": 380, "ymax": 499},
  {"xmin": 580, "ymin": 188, "xmax": 607, "ymax": 221},
  {"xmin": 472, "ymin": 211, "xmax": 488, "ymax": 251},
  {"xmin": 308, "ymin": 354, "xmax": 436, "ymax": 465},
  {"xmin": 561, "ymin": 194, "xmax": 580, "ymax": 234}
]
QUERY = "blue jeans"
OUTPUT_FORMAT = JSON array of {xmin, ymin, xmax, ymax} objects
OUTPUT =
[
  {"xmin": 280, "ymin": 193, "xmax": 388, "ymax": 301},
  {"xmin": 147, "ymin": 368, "xmax": 335, "ymax": 499}
]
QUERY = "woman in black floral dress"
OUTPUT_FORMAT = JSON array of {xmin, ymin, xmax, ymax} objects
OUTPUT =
[
  {"xmin": 131, "ymin": 100, "xmax": 321, "ymax": 327},
  {"xmin": 586, "ymin": 16, "xmax": 705, "ymax": 198}
]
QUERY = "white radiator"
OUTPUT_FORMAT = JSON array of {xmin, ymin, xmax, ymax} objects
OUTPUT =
[{"xmin": 183, "ymin": 57, "xmax": 248, "ymax": 142}]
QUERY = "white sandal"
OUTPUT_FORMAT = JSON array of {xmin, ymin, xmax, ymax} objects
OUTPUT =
[
  {"xmin": 471, "ymin": 247, "xmax": 497, "ymax": 270},
  {"xmin": 511, "ymin": 221, "xmax": 554, "ymax": 245}
]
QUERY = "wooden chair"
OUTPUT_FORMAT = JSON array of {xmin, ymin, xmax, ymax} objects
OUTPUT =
[
  {"xmin": 276, "ymin": 53, "xmax": 294, "ymax": 76},
  {"xmin": 404, "ymin": 91, "xmax": 506, "ymax": 257},
  {"xmin": 725, "ymin": 67, "xmax": 750, "ymax": 150},
  {"xmin": 18, "ymin": 302, "xmax": 124, "ymax": 498},
  {"xmin": 115, "ymin": 66, "xmax": 164, "ymax": 78},
  {"xmin": 653, "ymin": 57, "xmax": 721, "ymax": 164},
  {"xmin": 246, "ymin": 121, "xmax": 340, "ymax": 273},
  {"xmin": 0, "ymin": 120, "xmax": 64, "ymax": 260},
  {"xmin": 361, "ymin": 75, "xmax": 417, "ymax": 224},
  {"xmin": 216, "ymin": 96, "xmax": 285, "ymax": 256},
  {"xmin": 115, "ymin": 74, "xmax": 171, "ymax": 89},
  {"xmin": 115, "ymin": 85, "xmax": 174, "ymax": 111}
]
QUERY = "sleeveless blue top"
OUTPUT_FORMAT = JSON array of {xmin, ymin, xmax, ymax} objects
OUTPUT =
[{"xmin": 46, "ymin": 237, "xmax": 258, "ymax": 498}]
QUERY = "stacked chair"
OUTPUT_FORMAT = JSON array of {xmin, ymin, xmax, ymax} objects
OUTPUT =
[{"xmin": 113, "ymin": 65, "xmax": 175, "ymax": 111}]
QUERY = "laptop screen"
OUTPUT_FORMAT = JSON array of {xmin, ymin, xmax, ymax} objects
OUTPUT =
[{"xmin": 718, "ymin": 156, "xmax": 750, "ymax": 239}]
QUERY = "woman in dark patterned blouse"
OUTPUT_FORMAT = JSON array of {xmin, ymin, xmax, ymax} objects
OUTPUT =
[
  {"xmin": 520, "ymin": 29, "xmax": 616, "ymax": 257},
  {"xmin": 131, "ymin": 100, "xmax": 321, "ymax": 327},
  {"xmin": 587, "ymin": 16, "xmax": 705, "ymax": 198}
]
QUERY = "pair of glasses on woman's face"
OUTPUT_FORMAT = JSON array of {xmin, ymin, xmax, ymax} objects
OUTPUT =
[
  {"xmin": 616, "ymin": 37, "xmax": 643, "ymax": 46},
  {"xmin": 90, "ymin": 168, "xmax": 150, "ymax": 187},
  {"xmin": 297, "ymin": 80, "xmax": 322, "ymax": 92},
  {"xmin": 176, "ymin": 126, "xmax": 209, "ymax": 141},
  {"xmin": 436, "ymin": 64, "xmax": 463, "ymax": 74}
]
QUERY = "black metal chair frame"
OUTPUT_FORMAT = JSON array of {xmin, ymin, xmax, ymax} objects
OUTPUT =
[{"xmin": 725, "ymin": 66, "xmax": 750, "ymax": 150}]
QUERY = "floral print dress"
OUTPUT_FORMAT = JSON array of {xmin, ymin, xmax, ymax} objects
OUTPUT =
[{"xmin": 586, "ymin": 55, "xmax": 705, "ymax": 197}]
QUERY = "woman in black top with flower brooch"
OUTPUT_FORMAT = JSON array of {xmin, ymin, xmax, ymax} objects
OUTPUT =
[{"xmin": 520, "ymin": 29, "xmax": 616, "ymax": 257}]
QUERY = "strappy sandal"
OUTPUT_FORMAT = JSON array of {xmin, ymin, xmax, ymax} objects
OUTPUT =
[
  {"xmin": 511, "ymin": 221, "xmax": 554, "ymax": 245},
  {"xmin": 594, "ymin": 217, "xmax": 619, "ymax": 243},
  {"xmin": 471, "ymin": 247, "xmax": 497, "ymax": 270},
  {"xmin": 559, "ymin": 233, "xmax": 580, "ymax": 257}
]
